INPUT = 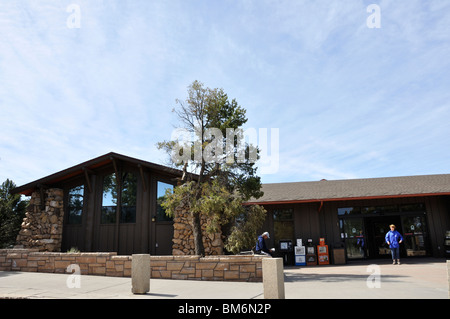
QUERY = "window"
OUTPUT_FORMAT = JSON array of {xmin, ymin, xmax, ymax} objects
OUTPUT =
[
  {"xmin": 402, "ymin": 214, "xmax": 428, "ymax": 256},
  {"xmin": 67, "ymin": 185, "xmax": 84, "ymax": 224},
  {"xmin": 156, "ymin": 181, "xmax": 174, "ymax": 222},
  {"xmin": 337, "ymin": 207, "xmax": 361, "ymax": 216},
  {"xmin": 400, "ymin": 203, "xmax": 425, "ymax": 212},
  {"xmin": 340, "ymin": 218, "xmax": 366, "ymax": 259},
  {"xmin": 362, "ymin": 205, "xmax": 398, "ymax": 214},
  {"xmin": 101, "ymin": 173, "xmax": 117, "ymax": 224},
  {"xmin": 273, "ymin": 208, "xmax": 294, "ymax": 247},
  {"xmin": 120, "ymin": 172, "xmax": 137, "ymax": 223},
  {"xmin": 101, "ymin": 172, "xmax": 138, "ymax": 224},
  {"xmin": 273, "ymin": 209, "xmax": 293, "ymax": 220}
]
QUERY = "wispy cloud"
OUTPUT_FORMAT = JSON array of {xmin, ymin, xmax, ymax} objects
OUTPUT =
[{"xmin": 1, "ymin": 0, "xmax": 449, "ymax": 186}]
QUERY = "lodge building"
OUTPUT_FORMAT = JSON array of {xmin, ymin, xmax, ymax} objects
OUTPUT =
[
  {"xmin": 12, "ymin": 153, "xmax": 450, "ymax": 261},
  {"xmin": 247, "ymin": 175, "xmax": 450, "ymax": 260},
  {"xmin": 12, "ymin": 153, "xmax": 182, "ymax": 256}
]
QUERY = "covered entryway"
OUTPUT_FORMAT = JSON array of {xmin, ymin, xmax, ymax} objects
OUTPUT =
[
  {"xmin": 339, "ymin": 203, "xmax": 431, "ymax": 260},
  {"xmin": 365, "ymin": 215, "xmax": 402, "ymax": 259}
]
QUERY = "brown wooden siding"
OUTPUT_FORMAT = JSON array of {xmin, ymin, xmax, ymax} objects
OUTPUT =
[
  {"xmin": 262, "ymin": 195, "xmax": 449, "ymax": 258},
  {"xmin": 61, "ymin": 162, "xmax": 177, "ymax": 255}
]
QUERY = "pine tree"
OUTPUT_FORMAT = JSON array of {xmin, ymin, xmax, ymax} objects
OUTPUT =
[
  {"xmin": 157, "ymin": 81, "xmax": 266, "ymax": 255},
  {"xmin": 0, "ymin": 179, "xmax": 28, "ymax": 248}
]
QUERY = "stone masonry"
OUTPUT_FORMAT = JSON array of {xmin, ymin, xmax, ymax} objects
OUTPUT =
[
  {"xmin": 15, "ymin": 188, "xmax": 64, "ymax": 252},
  {"xmin": 172, "ymin": 202, "xmax": 224, "ymax": 256},
  {"xmin": 0, "ymin": 249, "xmax": 265, "ymax": 281}
]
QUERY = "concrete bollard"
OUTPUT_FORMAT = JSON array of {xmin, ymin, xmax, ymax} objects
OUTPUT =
[
  {"xmin": 447, "ymin": 260, "xmax": 450, "ymax": 299},
  {"xmin": 131, "ymin": 254, "xmax": 151, "ymax": 294},
  {"xmin": 262, "ymin": 258, "xmax": 285, "ymax": 299}
]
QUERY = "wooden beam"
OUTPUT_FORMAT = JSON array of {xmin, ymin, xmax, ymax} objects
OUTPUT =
[
  {"xmin": 110, "ymin": 156, "xmax": 121, "ymax": 189},
  {"xmin": 82, "ymin": 167, "xmax": 92, "ymax": 193},
  {"xmin": 110, "ymin": 156, "xmax": 121, "ymax": 253},
  {"xmin": 138, "ymin": 164, "xmax": 147, "ymax": 192},
  {"xmin": 110, "ymin": 156, "xmax": 119, "ymax": 178}
]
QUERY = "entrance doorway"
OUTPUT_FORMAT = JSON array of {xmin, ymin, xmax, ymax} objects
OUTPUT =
[
  {"xmin": 365, "ymin": 216, "xmax": 402, "ymax": 259},
  {"xmin": 338, "ymin": 203, "xmax": 430, "ymax": 260}
]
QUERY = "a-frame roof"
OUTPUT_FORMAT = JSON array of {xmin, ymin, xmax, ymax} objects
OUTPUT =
[{"xmin": 12, "ymin": 152, "xmax": 184, "ymax": 196}]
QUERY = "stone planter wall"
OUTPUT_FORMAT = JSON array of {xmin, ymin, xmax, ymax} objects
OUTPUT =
[
  {"xmin": 15, "ymin": 188, "xmax": 64, "ymax": 252},
  {"xmin": 172, "ymin": 202, "xmax": 223, "ymax": 256},
  {"xmin": 0, "ymin": 249, "xmax": 265, "ymax": 282}
]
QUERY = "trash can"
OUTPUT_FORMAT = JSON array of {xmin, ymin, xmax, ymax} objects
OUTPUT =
[{"xmin": 332, "ymin": 242, "xmax": 346, "ymax": 265}]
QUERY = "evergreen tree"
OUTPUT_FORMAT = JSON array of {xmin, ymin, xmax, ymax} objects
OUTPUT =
[
  {"xmin": 0, "ymin": 179, "xmax": 28, "ymax": 248},
  {"xmin": 158, "ymin": 81, "xmax": 266, "ymax": 255}
]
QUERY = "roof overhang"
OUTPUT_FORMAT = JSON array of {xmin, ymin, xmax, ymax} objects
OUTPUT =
[
  {"xmin": 12, "ymin": 152, "xmax": 185, "ymax": 196},
  {"xmin": 244, "ymin": 191, "xmax": 450, "ymax": 206}
]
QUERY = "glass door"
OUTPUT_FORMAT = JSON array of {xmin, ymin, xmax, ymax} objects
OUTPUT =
[
  {"xmin": 273, "ymin": 208, "xmax": 295, "ymax": 247},
  {"xmin": 340, "ymin": 218, "xmax": 366, "ymax": 259},
  {"xmin": 401, "ymin": 214, "xmax": 429, "ymax": 257},
  {"xmin": 365, "ymin": 216, "xmax": 402, "ymax": 259},
  {"xmin": 370, "ymin": 219, "xmax": 393, "ymax": 258}
]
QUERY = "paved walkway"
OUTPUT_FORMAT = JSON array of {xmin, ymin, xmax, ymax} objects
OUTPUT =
[{"xmin": 0, "ymin": 258, "xmax": 448, "ymax": 299}]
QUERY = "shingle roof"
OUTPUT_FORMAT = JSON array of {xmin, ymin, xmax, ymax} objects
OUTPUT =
[{"xmin": 247, "ymin": 174, "xmax": 450, "ymax": 204}]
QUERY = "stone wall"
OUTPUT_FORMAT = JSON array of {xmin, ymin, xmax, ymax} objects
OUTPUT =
[
  {"xmin": 172, "ymin": 202, "xmax": 223, "ymax": 256},
  {"xmin": 15, "ymin": 188, "xmax": 64, "ymax": 252},
  {"xmin": 150, "ymin": 255, "xmax": 264, "ymax": 281},
  {"xmin": 0, "ymin": 249, "xmax": 131, "ymax": 277},
  {"xmin": 15, "ymin": 188, "xmax": 225, "ymax": 256},
  {"xmin": 0, "ymin": 249, "xmax": 265, "ymax": 282}
]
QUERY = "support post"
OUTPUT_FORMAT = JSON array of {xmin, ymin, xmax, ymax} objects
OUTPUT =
[
  {"xmin": 447, "ymin": 260, "xmax": 450, "ymax": 299},
  {"xmin": 262, "ymin": 258, "xmax": 285, "ymax": 299},
  {"xmin": 131, "ymin": 254, "xmax": 151, "ymax": 294}
]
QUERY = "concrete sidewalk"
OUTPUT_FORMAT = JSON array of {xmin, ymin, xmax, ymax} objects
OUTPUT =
[{"xmin": 0, "ymin": 258, "xmax": 447, "ymax": 299}]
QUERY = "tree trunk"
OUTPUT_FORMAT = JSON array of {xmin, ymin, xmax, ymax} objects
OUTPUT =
[
  {"xmin": 192, "ymin": 170, "xmax": 205, "ymax": 256},
  {"xmin": 192, "ymin": 213, "xmax": 205, "ymax": 256}
]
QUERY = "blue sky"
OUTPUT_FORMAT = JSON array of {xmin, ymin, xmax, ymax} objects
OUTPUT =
[{"xmin": 1, "ymin": 0, "xmax": 449, "ymax": 187}]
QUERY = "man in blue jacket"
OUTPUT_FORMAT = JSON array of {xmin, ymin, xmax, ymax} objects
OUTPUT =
[
  {"xmin": 385, "ymin": 224, "xmax": 403, "ymax": 265},
  {"xmin": 255, "ymin": 232, "xmax": 273, "ymax": 256}
]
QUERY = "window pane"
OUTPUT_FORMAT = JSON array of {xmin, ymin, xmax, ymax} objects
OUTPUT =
[
  {"xmin": 121, "ymin": 172, "xmax": 137, "ymax": 223},
  {"xmin": 274, "ymin": 221, "xmax": 294, "ymax": 247},
  {"xmin": 156, "ymin": 181, "xmax": 174, "ymax": 222},
  {"xmin": 273, "ymin": 208, "xmax": 293, "ymax": 220},
  {"xmin": 342, "ymin": 218, "xmax": 364, "ymax": 239},
  {"xmin": 338, "ymin": 207, "xmax": 361, "ymax": 216},
  {"xmin": 67, "ymin": 185, "xmax": 84, "ymax": 224},
  {"xmin": 345, "ymin": 238, "xmax": 365, "ymax": 259},
  {"xmin": 342, "ymin": 218, "xmax": 365, "ymax": 259},
  {"xmin": 362, "ymin": 205, "xmax": 398, "ymax": 214},
  {"xmin": 101, "ymin": 173, "xmax": 117, "ymax": 224},
  {"xmin": 402, "ymin": 215, "xmax": 428, "ymax": 256},
  {"xmin": 273, "ymin": 209, "xmax": 294, "ymax": 247},
  {"xmin": 400, "ymin": 203, "xmax": 425, "ymax": 212}
]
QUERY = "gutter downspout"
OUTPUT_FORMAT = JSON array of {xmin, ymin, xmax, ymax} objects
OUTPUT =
[{"xmin": 318, "ymin": 200, "xmax": 324, "ymax": 213}]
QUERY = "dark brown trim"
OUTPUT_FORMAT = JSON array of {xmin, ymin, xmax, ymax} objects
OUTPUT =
[
  {"xmin": 244, "ymin": 192, "xmax": 450, "ymax": 206},
  {"xmin": 138, "ymin": 164, "xmax": 147, "ymax": 193},
  {"xmin": 82, "ymin": 167, "xmax": 92, "ymax": 193},
  {"xmin": 12, "ymin": 152, "xmax": 186, "ymax": 196}
]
